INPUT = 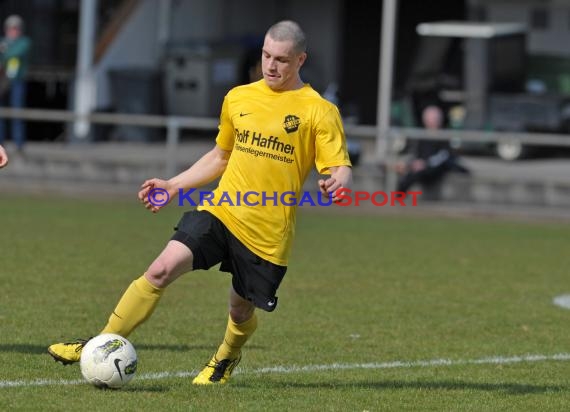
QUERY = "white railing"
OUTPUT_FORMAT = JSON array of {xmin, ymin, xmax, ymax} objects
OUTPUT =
[
  {"xmin": 0, "ymin": 107, "xmax": 218, "ymax": 177},
  {"xmin": 2, "ymin": 107, "xmax": 570, "ymax": 182},
  {"xmin": 392, "ymin": 127, "xmax": 570, "ymax": 147}
]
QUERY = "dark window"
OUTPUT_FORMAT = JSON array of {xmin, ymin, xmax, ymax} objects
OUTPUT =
[{"xmin": 530, "ymin": 8, "xmax": 549, "ymax": 30}]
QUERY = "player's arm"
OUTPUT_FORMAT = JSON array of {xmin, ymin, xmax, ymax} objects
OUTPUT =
[
  {"xmin": 139, "ymin": 144, "xmax": 231, "ymax": 212},
  {"xmin": 315, "ymin": 105, "xmax": 353, "ymax": 202},
  {"xmin": 318, "ymin": 165, "xmax": 352, "ymax": 203},
  {"xmin": 167, "ymin": 144, "xmax": 231, "ymax": 190}
]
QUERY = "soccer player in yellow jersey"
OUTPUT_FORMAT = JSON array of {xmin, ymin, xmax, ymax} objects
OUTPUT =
[{"xmin": 48, "ymin": 20, "xmax": 352, "ymax": 384}]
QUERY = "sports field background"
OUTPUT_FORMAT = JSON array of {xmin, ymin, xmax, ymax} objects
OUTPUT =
[{"xmin": 1, "ymin": 194, "xmax": 570, "ymax": 411}]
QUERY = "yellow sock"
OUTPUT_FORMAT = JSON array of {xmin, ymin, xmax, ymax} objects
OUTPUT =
[
  {"xmin": 214, "ymin": 314, "xmax": 258, "ymax": 360},
  {"xmin": 100, "ymin": 274, "xmax": 164, "ymax": 337}
]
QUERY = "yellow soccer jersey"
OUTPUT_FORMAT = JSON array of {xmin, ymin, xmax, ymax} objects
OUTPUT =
[{"xmin": 199, "ymin": 79, "xmax": 351, "ymax": 265}]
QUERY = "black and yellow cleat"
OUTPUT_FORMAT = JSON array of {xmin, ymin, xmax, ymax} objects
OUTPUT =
[
  {"xmin": 192, "ymin": 353, "xmax": 241, "ymax": 385},
  {"xmin": 47, "ymin": 338, "xmax": 91, "ymax": 365}
]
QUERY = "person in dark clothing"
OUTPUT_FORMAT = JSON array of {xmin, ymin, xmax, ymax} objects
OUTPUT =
[{"xmin": 396, "ymin": 105, "xmax": 469, "ymax": 193}]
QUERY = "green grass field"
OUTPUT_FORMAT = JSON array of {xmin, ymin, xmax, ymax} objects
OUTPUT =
[{"xmin": 1, "ymin": 194, "xmax": 570, "ymax": 411}]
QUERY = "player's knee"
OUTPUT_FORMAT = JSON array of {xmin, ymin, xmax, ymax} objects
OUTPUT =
[
  {"xmin": 229, "ymin": 303, "xmax": 255, "ymax": 324},
  {"xmin": 145, "ymin": 258, "xmax": 173, "ymax": 288}
]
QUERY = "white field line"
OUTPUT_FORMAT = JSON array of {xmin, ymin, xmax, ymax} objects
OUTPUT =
[
  {"xmin": 2, "ymin": 353, "xmax": 570, "ymax": 389},
  {"xmin": 553, "ymin": 294, "xmax": 570, "ymax": 310}
]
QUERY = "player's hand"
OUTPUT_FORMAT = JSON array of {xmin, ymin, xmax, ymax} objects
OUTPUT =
[
  {"xmin": 319, "ymin": 166, "xmax": 352, "ymax": 203},
  {"xmin": 138, "ymin": 178, "xmax": 174, "ymax": 213},
  {"xmin": 0, "ymin": 145, "xmax": 8, "ymax": 168},
  {"xmin": 318, "ymin": 177, "xmax": 343, "ymax": 203}
]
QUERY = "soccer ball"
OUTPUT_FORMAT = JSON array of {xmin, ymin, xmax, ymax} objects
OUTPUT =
[{"xmin": 80, "ymin": 333, "xmax": 138, "ymax": 389}]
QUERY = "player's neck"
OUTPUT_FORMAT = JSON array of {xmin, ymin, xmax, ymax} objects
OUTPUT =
[
  {"xmin": 290, "ymin": 76, "xmax": 305, "ymax": 90},
  {"xmin": 282, "ymin": 77, "xmax": 305, "ymax": 92}
]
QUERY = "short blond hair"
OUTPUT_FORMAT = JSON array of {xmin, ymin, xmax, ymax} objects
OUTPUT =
[{"xmin": 266, "ymin": 20, "xmax": 306, "ymax": 54}]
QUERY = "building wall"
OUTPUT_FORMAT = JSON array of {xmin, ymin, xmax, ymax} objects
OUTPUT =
[
  {"xmin": 471, "ymin": 0, "xmax": 570, "ymax": 56},
  {"xmin": 95, "ymin": 0, "xmax": 341, "ymax": 110},
  {"xmin": 94, "ymin": 0, "xmax": 161, "ymax": 109},
  {"xmin": 167, "ymin": 0, "xmax": 341, "ymax": 92}
]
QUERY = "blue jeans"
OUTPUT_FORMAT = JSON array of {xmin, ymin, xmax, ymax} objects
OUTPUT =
[{"xmin": 0, "ymin": 79, "xmax": 27, "ymax": 150}]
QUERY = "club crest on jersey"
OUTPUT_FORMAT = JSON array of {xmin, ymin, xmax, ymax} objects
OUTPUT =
[{"xmin": 283, "ymin": 115, "xmax": 301, "ymax": 134}]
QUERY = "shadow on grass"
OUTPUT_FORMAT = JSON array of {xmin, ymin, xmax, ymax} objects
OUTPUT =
[
  {"xmin": 80, "ymin": 384, "xmax": 171, "ymax": 393},
  {"xmin": 117, "ymin": 385, "xmax": 170, "ymax": 393},
  {"xmin": 235, "ymin": 379, "xmax": 566, "ymax": 395},
  {"xmin": 0, "ymin": 343, "xmax": 266, "ymax": 354},
  {"xmin": 136, "ymin": 343, "xmax": 266, "ymax": 352},
  {"xmin": 0, "ymin": 344, "xmax": 50, "ymax": 354}
]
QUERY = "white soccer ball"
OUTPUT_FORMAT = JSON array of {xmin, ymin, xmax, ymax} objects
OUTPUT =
[{"xmin": 80, "ymin": 333, "xmax": 138, "ymax": 389}]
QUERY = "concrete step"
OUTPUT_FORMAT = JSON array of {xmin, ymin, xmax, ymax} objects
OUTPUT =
[
  {"xmin": 347, "ymin": 159, "xmax": 570, "ymax": 208},
  {"xmin": 435, "ymin": 174, "xmax": 570, "ymax": 207},
  {"xmin": 1, "ymin": 142, "xmax": 569, "ymax": 209},
  {"xmin": 0, "ymin": 142, "xmax": 209, "ymax": 186}
]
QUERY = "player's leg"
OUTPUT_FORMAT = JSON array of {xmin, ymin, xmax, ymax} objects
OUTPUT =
[
  {"xmin": 216, "ymin": 287, "xmax": 257, "ymax": 359},
  {"xmin": 47, "ymin": 240, "xmax": 194, "ymax": 364},
  {"xmin": 100, "ymin": 240, "xmax": 194, "ymax": 336},
  {"xmin": 193, "ymin": 228, "xmax": 287, "ymax": 385},
  {"xmin": 192, "ymin": 287, "xmax": 256, "ymax": 385}
]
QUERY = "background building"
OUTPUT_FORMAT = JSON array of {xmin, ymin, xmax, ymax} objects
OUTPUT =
[{"xmin": 1, "ymin": 0, "xmax": 569, "ymax": 140}]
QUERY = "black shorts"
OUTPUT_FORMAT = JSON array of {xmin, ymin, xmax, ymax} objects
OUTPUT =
[{"xmin": 171, "ymin": 210, "xmax": 287, "ymax": 312}]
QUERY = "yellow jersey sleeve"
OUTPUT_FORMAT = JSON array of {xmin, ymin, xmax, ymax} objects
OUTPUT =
[
  {"xmin": 314, "ymin": 105, "xmax": 351, "ymax": 174},
  {"xmin": 215, "ymin": 96, "xmax": 235, "ymax": 151}
]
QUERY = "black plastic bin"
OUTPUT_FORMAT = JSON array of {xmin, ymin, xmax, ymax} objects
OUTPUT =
[{"xmin": 108, "ymin": 68, "xmax": 163, "ymax": 142}]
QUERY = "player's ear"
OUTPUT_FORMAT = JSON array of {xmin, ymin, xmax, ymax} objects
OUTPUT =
[{"xmin": 297, "ymin": 52, "xmax": 307, "ymax": 68}]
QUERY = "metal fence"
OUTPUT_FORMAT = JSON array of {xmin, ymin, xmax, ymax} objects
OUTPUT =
[{"xmin": 2, "ymin": 107, "xmax": 570, "ymax": 184}]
